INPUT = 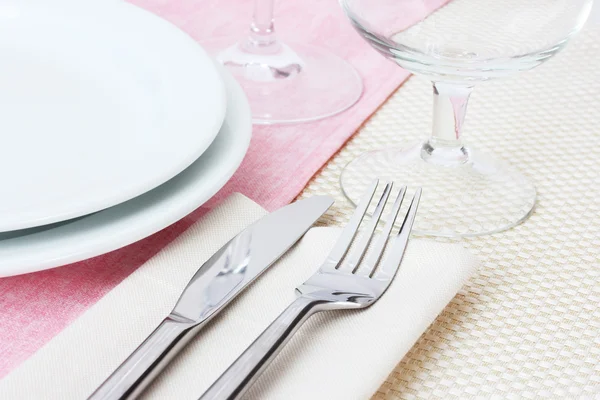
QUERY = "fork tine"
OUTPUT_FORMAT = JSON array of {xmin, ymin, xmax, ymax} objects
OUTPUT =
[
  {"xmin": 373, "ymin": 188, "xmax": 421, "ymax": 280},
  {"xmin": 355, "ymin": 186, "xmax": 407, "ymax": 277},
  {"xmin": 319, "ymin": 179, "xmax": 379, "ymax": 272},
  {"xmin": 340, "ymin": 182, "xmax": 393, "ymax": 273}
]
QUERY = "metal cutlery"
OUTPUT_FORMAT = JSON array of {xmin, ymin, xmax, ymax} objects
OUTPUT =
[
  {"xmin": 200, "ymin": 180, "xmax": 421, "ymax": 400},
  {"xmin": 88, "ymin": 195, "xmax": 334, "ymax": 400}
]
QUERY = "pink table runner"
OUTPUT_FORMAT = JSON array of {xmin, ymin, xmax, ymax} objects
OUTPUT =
[{"xmin": 0, "ymin": 0, "xmax": 445, "ymax": 378}]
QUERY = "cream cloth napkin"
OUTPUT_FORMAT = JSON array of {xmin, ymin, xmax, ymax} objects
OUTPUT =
[{"xmin": 0, "ymin": 194, "xmax": 479, "ymax": 400}]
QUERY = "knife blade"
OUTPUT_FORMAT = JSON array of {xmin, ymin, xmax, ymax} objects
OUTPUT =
[{"xmin": 88, "ymin": 196, "xmax": 334, "ymax": 400}]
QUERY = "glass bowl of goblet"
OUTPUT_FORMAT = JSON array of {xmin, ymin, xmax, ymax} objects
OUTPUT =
[{"xmin": 339, "ymin": 0, "xmax": 592, "ymax": 237}]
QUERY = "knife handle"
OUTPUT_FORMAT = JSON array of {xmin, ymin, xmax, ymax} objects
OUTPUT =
[
  {"xmin": 199, "ymin": 296, "xmax": 326, "ymax": 400},
  {"xmin": 88, "ymin": 315, "xmax": 196, "ymax": 400}
]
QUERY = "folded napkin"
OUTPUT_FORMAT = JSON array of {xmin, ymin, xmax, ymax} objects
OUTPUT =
[{"xmin": 0, "ymin": 194, "xmax": 478, "ymax": 399}]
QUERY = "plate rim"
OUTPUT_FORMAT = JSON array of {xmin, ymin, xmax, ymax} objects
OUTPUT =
[
  {"xmin": 0, "ymin": 66, "xmax": 251, "ymax": 277},
  {"xmin": 0, "ymin": 0, "xmax": 227, "ymax": 232}
]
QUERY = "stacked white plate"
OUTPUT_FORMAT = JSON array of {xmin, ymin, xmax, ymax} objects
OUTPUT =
[{"xmin": 0, "ymin": 0, "xmax": 252, "ymax": 276}]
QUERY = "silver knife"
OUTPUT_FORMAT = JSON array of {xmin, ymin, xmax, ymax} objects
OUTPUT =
[{"xmin": 88, "ymin": 196, "xmax": 333, "ymax": 400}]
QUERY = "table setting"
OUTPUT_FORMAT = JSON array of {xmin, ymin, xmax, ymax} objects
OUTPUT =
[{"xmin": 0, "ymin": 0, "xmax": 598, "ymax": 399}]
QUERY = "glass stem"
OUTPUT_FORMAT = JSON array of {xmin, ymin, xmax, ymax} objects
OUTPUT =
[
  {"xmin": 244, "ymin": 0, "xmax": 280, "ymax": 53},
  {"xmin": 421, "ymin": 82, "xmax": 474, "ymax": 166}
]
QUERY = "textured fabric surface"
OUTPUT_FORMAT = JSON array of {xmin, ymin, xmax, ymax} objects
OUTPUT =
[
  {"xmin": 298, "ymin": 21, "xmax": 600, "ymax": 400},
  {"xmin": 0, "ymin": 194, "xmax": 478, "ymax": 400},
  {"xmin": 0, "ymin": 0, "xmax": 449, "ymax": 377}
]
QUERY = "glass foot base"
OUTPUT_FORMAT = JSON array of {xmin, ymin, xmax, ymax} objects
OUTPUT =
[
  {"xmin": 201, "ymin": 37, "xmax": 363, "ymax": 124},
  {"xmin": 340, "ymin": 144, "xmax": 536, "ymax": 238}
]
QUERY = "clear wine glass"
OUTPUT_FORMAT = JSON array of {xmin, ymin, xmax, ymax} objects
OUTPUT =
[
  {"xmin": 202, "ymin": 0, "xmax": 363, "ymax": 125},
  {"xmin": 339, "ymin": 0, "xmax": 592, "ymax": 237}
]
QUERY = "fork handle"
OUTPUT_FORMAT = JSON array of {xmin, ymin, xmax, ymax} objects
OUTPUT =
[{"xmin": 200, "ymin": 296, "xmax": 324, "ymax": 400}]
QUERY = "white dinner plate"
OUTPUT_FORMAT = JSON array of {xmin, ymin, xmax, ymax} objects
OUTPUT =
[
  {"xmin": 0, "ymin": 0, "xmax": 226, "ymax": 232},
  {"xmin": 0, "ymin": 66, "xmax": 251, "ymax": 277}
]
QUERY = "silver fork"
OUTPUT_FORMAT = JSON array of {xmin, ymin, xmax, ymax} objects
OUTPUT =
[{"xmin": 199, "ymin": 180, "xmax": 421, "ymax": 400}]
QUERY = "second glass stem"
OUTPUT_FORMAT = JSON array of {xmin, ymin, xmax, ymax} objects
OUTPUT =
[{"xmin": 248, "ymin": 0, "xmax": 277, "ymax": 48}]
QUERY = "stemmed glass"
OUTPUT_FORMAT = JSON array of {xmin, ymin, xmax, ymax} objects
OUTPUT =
[
  {"xmin": 339, "ymin": 0, "xmax": 593, "ymax": 237},
  {"xmin": 202, "ymin": 0, "xmax": 363, "ymax": 124}
]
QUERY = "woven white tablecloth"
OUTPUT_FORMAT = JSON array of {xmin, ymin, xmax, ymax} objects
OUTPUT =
[{"xmin": 299, "ymin": 14, "xmax": 600, "ymax": 400}]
